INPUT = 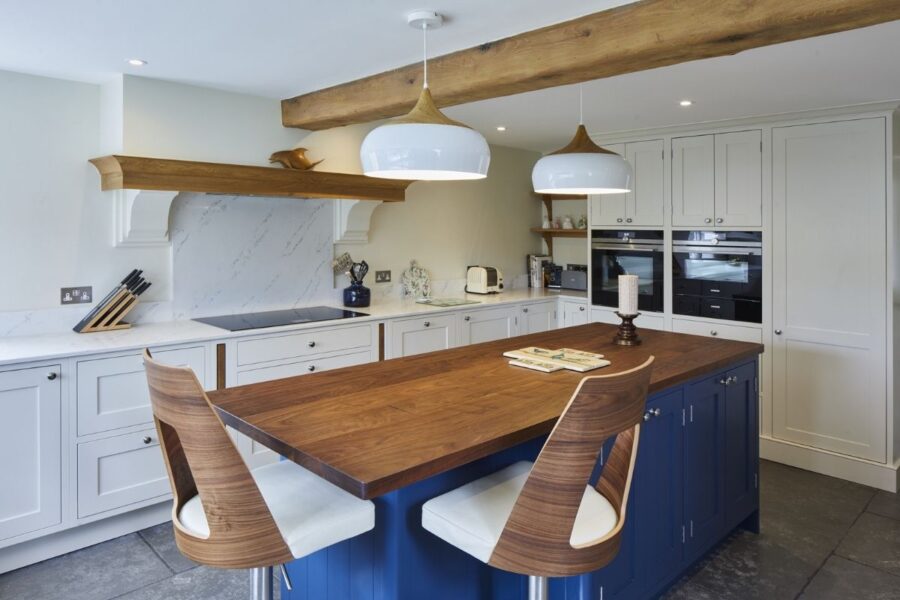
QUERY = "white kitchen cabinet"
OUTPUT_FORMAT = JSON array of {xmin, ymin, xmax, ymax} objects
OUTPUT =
[
  {"xmin": 714, "ymin": 130, "xmax": 762, "ymax": 227},
  {"xmin": 236, "ymin": 325, "xmax": 372, "ymax": 367},
  {"xmin": 518, "ymin": 301, "xmax": 557, "ymax": 335},
  {"xmin": 0, "ymin": 365, "xmax": 62, "ymax": 541},
  {"xmin": 671, "ymin": 318, "xmax": 762, "ymax": 344},
  {"xmin": 591, "ymin": 307, "xmax": 665, "ymax": 331},
  {"xmin": 560, "ymin": 300, "xmax": 589, "ymax": 327},
  {"xmin": 76, "ymin": 346, "xmax": 206, "ymax": 436},
  {"xmin": 459, "ymin": 306, "xmax": 517, "ymax": 345},
  {"xmin": 771, "ymin": 118, "xmax": 887, "ymax": 462},
  {"xmin": 76, "ymin": 428, "xmax": 170, "ymax": 518},
  {"xmin": 590, "ymin": 140, "xmax": 664, "ymax": 227},
  {"xmin": 389, "ymin": 314, "xmax": 458, "ymax": 358},
  {"xmin": 672, "ymin": 131, "xmax": 761, "ymax": 228}
]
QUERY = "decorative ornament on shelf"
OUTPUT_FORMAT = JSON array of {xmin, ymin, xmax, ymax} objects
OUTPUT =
[
  {"xmin": 577, "ymin": 214, "xmax": 588, "ymax": 229},
  {"xmin": 532, "ymin": 84, "xmax": 632, "ymax": 195},
  {"xmin": 542, "ymin": 215, "xmax": 552, "ymax": 229},
  {"xmin": 269, "ymin": 148, "xmax": 324, "ymax": 170},
  {"xmin": 614, "ymin": 274, "xmax": 641, "ymax": 346},
  {"xmin": 359, "ymin": 11, "xmax": 490, "ymax": 181},
  {"xmin": 400, "ymin": 260, "xmax": 432, "ymax": 299},
  {"xmin": 561, "ymin": 216, "xmax": 574, "ymax": 230}
]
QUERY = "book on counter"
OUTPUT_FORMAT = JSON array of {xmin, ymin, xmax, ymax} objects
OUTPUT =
[
  {"xmin": 527, "ymin": 254, "xmax": 552, "ymax": 288},
  {"xmin": 504, "ymin": 347, "xmax": 611, "ymax": 373}
]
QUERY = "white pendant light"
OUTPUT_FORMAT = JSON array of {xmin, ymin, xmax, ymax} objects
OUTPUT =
[
  {"xmin": 360, "ymin": 11, "xmax": 490, "ymax": 181},
  {"xmin": 532, "ymin": 86, "xmax": 632, "ymax": 194}
]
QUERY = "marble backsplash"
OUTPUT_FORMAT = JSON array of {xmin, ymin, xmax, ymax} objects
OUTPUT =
[{"xmin": 169, "ymin": 193, "xmax": 338, "ymax": 319}]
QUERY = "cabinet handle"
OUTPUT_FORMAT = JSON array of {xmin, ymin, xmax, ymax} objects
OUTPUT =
[
  {"xmin": 308, "ymin": 341, "xmax": 316, "ymax": 348},
  {"xmin": 424, "ymin": 321, "xmax": 431, "ymax": 327},
  {"xmin": 579, "ymin": 306, "xmax": 585, "ymax": 311},
  {"xmin": 716, "ymin": 218, "xmax": 724, "ymax": 224},
  {"xmin": 464, "ymin": 316, "xmax": 471, "ymax": 321},
  {"xmin": 710, "ymin": 330, "xmax": 718, "ymax": 336},
  {"xmin": 142, "ymin": 436, "xmax": 152, "ymax": 445},
  {"xmin": 774, "ymin": 329, "xmax": 783, "ymax": 335},
  {"xmin": 704, "ymin": 218, "xmax": 712, "ymax": 224},
  {"xmin": 626, "ymin": 218, "xmax": 633, "ymax": 223},
  {"xmin": 46, "ymin": 372, "xmax": 58, "ymax": 381},
  {"xmin": 718, "ymin": 377, "xmax": 729, "ymax": 386},
  {"xmin": 617, "ymin": 218, "xmax": 624, "ymax": 223},
  {"xmin": 523, "ymin": 308, "xmax": 529, "ymax": 313},
  {"xmin": 308, "ymin": 365, "xmax": 316, "ymax": 372}
]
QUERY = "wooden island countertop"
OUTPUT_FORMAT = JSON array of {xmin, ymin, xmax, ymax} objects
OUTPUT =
[{"xmin": 210, "ymin": 323, "xmax": 763, "ymax": 499}]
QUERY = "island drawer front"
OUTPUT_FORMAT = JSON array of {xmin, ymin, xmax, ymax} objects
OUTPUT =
[
  {"xmin": 672, "ymin": 318, "xmax": 762, "ymax": 344},
  {"xmin": 236, "ymin": 325, "xmax": 372, "ymax": 367},
  {"xmin": 77, "ymin": 346, "xmax": 206, "ymax": 437},
  {"xmin": 77, "ymin": 428, "xmax": 170, "ymax": 519},
  {"xmin": 236, "ymin": 350, "xmax": 373, "ymax": 385}
]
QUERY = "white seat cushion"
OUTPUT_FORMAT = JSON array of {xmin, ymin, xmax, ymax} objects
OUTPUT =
[
  {"xmin": 177, "ymin": 460, "xmax": 375, "ymax": 559},
  {"xmin": 421, "ymin": 461, "xmax": 618, "ymax": 563}
]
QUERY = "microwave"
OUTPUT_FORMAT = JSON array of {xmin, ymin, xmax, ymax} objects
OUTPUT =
[{"xmin": 591, "ymin": 230, "xmax": 664, "ymax": 313}]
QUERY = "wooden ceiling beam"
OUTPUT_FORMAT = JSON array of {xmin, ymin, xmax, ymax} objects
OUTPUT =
[{"xmin": 281, "ymin": 0, "xmax": 900, "ymax": 130}]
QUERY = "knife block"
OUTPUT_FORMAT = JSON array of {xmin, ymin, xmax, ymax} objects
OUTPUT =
[{"xmin": 73, "ymin": 288, "xmax": 139, "ymax": 333}]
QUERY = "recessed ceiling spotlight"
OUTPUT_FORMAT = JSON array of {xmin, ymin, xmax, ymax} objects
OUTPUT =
[
  {"xmin": 127, "ymin": 59, "xmax": 147, "ymax": 66},
  {"xmin": 496, "ymin": 126, "xmax": 507, "ymax": 132},
  {"xmin": 679, "ymin": 99, "xmax": 693, "ymax": 107}
]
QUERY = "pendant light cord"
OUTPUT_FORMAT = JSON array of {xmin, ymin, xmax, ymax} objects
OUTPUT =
[{"xmin": 422, "ymin": 23, "xmax": 429, "ymax": 89}]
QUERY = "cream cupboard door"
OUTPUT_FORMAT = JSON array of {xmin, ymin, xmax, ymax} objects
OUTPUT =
[
  {"xmin": 561, "ymin": 301, "xmax": 589, "ymax": 327},
  {"xmin": 589, "ymin": 143, "xmax": 626, "ymax": 226},
  {"xmin": 625, "ymin": 139, "xmax": 665, "ymax": 226},
  {"xmin": 672, "ymin": 135, "xmax": 715, "ymax": 227},
  {"xmin": 714, "ymin": 130, "xmax": 762, "ymax": 227},
  {"xmin": 0, "ymin": 366, "xmax": 61, "ymax": 541},
  {"xmin": 519, "ymin": 302, "xmax": 557, "ymax": 335},
  {"xmin": 772, "ymin": 118, "xmax": 886, "ymax": 462},
  {"xmin": 389, "ymin": 315, "xmax": 458, "ymax": 358},
  {"xmin": 459, "ymin": 307, "xmax": 517, "ymax": 345}
]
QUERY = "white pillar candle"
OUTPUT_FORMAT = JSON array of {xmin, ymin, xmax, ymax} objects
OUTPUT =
[{"xmin": 618, "ymin": 274, "xmax": 639, "ymax": 315}]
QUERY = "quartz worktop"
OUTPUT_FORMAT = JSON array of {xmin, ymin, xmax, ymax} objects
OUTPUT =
[{"xmin": 0, "ymin": 288, "xmax": 586, "ymax": 367}]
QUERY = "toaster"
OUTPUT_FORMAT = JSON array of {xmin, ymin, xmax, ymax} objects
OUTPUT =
[{"xmin": 466, "ymin": 266, "xmax": 504, "ymax": 294}]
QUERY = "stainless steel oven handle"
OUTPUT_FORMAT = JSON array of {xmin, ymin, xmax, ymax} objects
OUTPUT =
[
  {"xmin": 591, "ymin": 243, "xmax": 662, "ymax": 252},
  {"xmin": 672, "ymin": 246, "xmax": 761, "ymax": 255}
]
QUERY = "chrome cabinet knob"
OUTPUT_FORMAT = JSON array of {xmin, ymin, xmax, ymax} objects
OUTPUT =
[
  {"xmin": 652, "ymin": 408, "xmax": 661, "ymax": 417},
  {"xmin": 617, "ymin": 218, "xmax": 624, "ymax": 223},
  {"xmin": 308, "ymin": 365, "xmax": 316, "ymax": 372},
  {"xmin": 643, "ymin": 411, "xmax": 652, "ymax": 422},
  {"xmin": 142, "ymin": 436, "xmax": 152, "ymax": 445},
  {"xmin": 716, "ymin": 217, "xmax": 724, "ymax": 224},
  {"xmin": 308, "ymin": 341, "xmax": 316, "ymax": 348},
  {"xmin": 424, "ymin": 321, "xmax": 431, "ymax": 327},
  {"xmin": 626, "ymin": 218, "xmax": 633, "ymax": 223},
  {"xmin": 774, "ymin": 329, "xmax": 783, "ymax": 335},
  {"xmin": 523, "ymin": 308, "xmax": 529, "ymax": 313},
  {"xmin": 710, "ymin": 330, "xmax": 718, "ymax": 336},
  {"xmin": 464, "ymin": 316, "xmax": 471, "ymax": 321},
  {"xmin": 719, "ymin": 377, "xmax": 729, "ymax": 385},
  {"xmin": 579, "ymin": 306, "xmax": 585, "ymax": 311},
  {"xmin": 704, "ymin": 218, "xmax": 712, "ymax": 224},
  {"xmin": 46, "ymin": 372, "xmax": 58, "ymax": 381}
]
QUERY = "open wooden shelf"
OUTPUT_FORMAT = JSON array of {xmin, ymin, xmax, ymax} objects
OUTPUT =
[
  {"xmin": 533, "ymin": 194, "xmax": 588, "ymax": 254},
  {"xmin": 89, "ymin": 155, "xmax": 411, "ymax": 202},
  {"xmin": 530, "ymin": 228, "xmax": 588, "ymax": 237}
]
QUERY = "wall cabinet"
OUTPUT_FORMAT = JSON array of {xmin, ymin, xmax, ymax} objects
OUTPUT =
[
  {"xmin": 771, "ymin": 118, "xmax": 887, "ymax": 463},
  {"xmin": 560, "ymin": 300, "xmax": 588, "ymax": 327},
  {"xmin": 0, "ymin": 365, "xmax": 62, "ymax": 542},
  {"xmin": 458, "ymin": 306, "xmax": 517, "ymax": 345},
  {"xmin": 590, "ymin": 140, "xmax": 665, "ymax": 227},
  {"xmin": 518, "ymin": 301, "xmax": 556, "ymax": 335},
  {"xmin": 672, "ymin": 130, "xmax": 761, "ymax": 228}
]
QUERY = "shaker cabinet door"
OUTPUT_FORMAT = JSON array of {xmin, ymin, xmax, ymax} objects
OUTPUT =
[
  {"xmin": 672, "ymin": 135, "xmax": 715, "ymax": 227},
  {"xmin": 459, "ymin": 307, "xmax": 517, "ymax": 345},
  {"xmin": 625, "ymin": 139, "xmax": 665, "ymax": 226},
  {"xmin": 714, "ymin": 130, "xmax": 762, "ymax": 227},
  {"xmin": 389, "ymin": 315, "xmax": 458, "ymax": 358},
  {"xmin": 724, "ymin": 362, "xmax": 759, "ymax": 529},
  {"xmin": 589, "ymin": 144, "xmax": 626, "ymax": 226}
]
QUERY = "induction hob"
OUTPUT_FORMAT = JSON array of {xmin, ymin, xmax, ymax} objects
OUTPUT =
[{"xmin": 193, "ymin": 306, "xmax": 368, "ymax": 332}]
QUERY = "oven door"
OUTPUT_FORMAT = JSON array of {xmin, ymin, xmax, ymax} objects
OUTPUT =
[
  {"xmin": 592, "ymin": 244, "xmax": 664, "ymax": 312},
  {"xmin": 672, "ymin": 247, "xmax": 762, "ymax": 322}
]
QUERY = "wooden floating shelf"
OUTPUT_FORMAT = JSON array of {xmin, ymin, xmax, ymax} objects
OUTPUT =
[
  {"xmin": 89, "ymin": 155, "xmax": 411, "ymax": 202},
  {"xmin": 530, "ymin": 228, "xmax": 588, "ymax": 237}
]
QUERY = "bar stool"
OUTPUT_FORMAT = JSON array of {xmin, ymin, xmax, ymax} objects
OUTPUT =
[
  {"xmin": 421, "ymin": 356, "xmax": 654, "ymax": 599},
  {"xmin": 143, "ymin": 349, "xmax": 375, "ymax": 600}
]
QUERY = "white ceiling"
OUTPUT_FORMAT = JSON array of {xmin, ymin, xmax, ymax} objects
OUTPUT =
[{"xmin": 1, "ymin": 1, "xmax": 898, "ymax": 153}]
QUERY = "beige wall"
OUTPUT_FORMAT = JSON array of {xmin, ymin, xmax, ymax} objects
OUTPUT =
[{"xmin": 300, "ymin": 124, "xmax": 545, "ymax": 287}]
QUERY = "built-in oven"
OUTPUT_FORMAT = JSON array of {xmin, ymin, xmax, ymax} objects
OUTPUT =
[
  {"xmin": 591, "ymin": 230, "xmax": 664, "ymax": 313},
  {"xmin": 672, "ymin": 231, "xmax": 762, "ymax": 323}
]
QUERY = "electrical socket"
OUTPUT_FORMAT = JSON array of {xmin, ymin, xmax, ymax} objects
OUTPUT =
[
  {"xmin": 375, "ymin": 270, "xmax": 391, "ymax": 283},
  {"xmin": 61, "ymin": 286, "xmax": 93, "ymax": 305}
]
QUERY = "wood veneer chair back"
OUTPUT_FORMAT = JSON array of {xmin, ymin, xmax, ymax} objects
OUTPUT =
[
  {"xmin": 489, "ymin": 356, "xmax": 655, "ymax": 577},
  {"xmin": 143, "ymin": 349, "xmax": 293, "ymax": 569}
]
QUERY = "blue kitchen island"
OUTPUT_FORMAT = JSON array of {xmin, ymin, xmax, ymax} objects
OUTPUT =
[{"xmin": 211, "ymin": 324, "xmax": 762, "ymax": 599}]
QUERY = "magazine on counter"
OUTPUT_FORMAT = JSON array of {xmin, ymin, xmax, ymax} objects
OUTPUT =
[{"xmin": 503, "ymin": 346, "xmax": 610, "ymax": 373}]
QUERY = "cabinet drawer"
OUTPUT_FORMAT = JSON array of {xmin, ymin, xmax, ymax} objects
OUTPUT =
[
  {"xmin": 236, "ymin": 325, "xmax": 372, "ymax": 367},
  {"xmin": 591, "ymin": 308, "xmax": 665, "ymax": 331},
  {"xmin": 77, "ymin": 428, "xmax": 170, "ymax": 518},
  {"xmin": 672, "ymin": 318, "xmax": 762, "ymax": 344},
  {"xmin": 236, "ymin": 350, "xmax": 372, "ymax": 385},
  {"xmin": 77, "ymin": 347, "xmax": 206, "ymax": 436}
]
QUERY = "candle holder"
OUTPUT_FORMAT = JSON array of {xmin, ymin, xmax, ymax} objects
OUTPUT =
[{"xmin": 613, "ymin": 312, "xmax": 642, "ymax": 346}]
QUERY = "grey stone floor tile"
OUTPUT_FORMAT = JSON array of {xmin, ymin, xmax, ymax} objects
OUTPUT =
[
  {"xmin": 661, "ymin": 578, "xmax": 722, "ymax": 600},
  {"xmin": 868, "ymin": 490, "xmax": 900, "ymax": 522},
  {"xmin": 114, "ymin": 566, "xmax": 282, "ymax": 600},
  {"xmin": 676, "ymin": 529, "xmax": 818, "ymax": 600},
  {"xmin": 799, "ymin": 555, "xmax": 900, "ymax": 600},
  {"xmin": 138, "ymin": 522, "xmax": 197, "ymax": 573},
  {"xmin": 836, "ymin": 512, "xmax": 900, "ymax": 577},
  {"xmin": 0, "ymin": 534, "xmax": 171, "ymax": 600}
]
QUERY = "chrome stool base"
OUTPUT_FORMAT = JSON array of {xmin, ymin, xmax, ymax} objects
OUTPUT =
[
  {"xmin": 251, "ymin": 566, "xmax": 273, "ymax": 600},
  {"xmin": 528, "ymin": 575, "xmax": 548, "ymax": 600}
]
